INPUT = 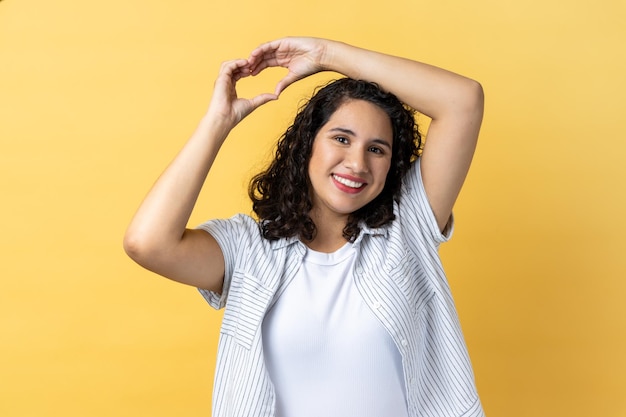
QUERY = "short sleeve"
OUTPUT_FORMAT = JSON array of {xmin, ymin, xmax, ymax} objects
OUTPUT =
[
  {"xmin": 195, "ymin": 214, "xmax": 256, "ymax": 309},
  {"xmin": 400, "ymin": 158, "xmax": 454, "ymax": 246}
]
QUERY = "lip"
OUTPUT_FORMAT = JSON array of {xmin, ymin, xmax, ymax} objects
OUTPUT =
[{"xmin": 332, "ymin": 173, "xmax": 367, "ymax": 194}]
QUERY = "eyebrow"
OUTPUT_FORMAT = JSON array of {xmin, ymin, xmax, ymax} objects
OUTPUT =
[{"xmin": 328, "ymin": 127, "xmax": 392, "ymax": 149}]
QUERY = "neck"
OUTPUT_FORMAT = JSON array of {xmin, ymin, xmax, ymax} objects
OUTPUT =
[
  {"xmin": 305, "ymin": 233, "xmax": 348, "ymax": 253},
  {"xmin": 306, "ymin": 208, "xmax": 349, "ymax": 253}
]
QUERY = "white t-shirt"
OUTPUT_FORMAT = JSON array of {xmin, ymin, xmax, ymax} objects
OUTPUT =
[
  {"xmin": 261, "ymin": 242, "xmax": 409, "ymax": 417},
  {"xmin": 198, "ymin": 159, "xmax": 484, "ymax": 417}
]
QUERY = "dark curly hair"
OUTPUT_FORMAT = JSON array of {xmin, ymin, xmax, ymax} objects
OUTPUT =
[{"xmin": 248, "ymin": 77, "xmax": 421, "ymax": 242}]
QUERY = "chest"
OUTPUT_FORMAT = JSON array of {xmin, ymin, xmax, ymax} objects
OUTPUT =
[{"xmin": 221, "ymin": 236, "xmax": 435, "ymax": 352}]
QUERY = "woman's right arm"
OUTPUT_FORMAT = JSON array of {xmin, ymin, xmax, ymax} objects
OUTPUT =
[{"xmin": 123, "ymin": 59, "xmax": 276, "ymax": 292}]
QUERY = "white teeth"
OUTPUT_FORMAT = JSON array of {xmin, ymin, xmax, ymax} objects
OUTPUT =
[{"xmin": 333, "ymin": 175, "xmax": 364, "ymax": 188}]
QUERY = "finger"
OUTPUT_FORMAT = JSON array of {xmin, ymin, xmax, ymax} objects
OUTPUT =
[
  {"xmin": 274, "ymin": 72, "xmax": 303, "ymax": 96},
  {"xmin": 219, "ymin": 58, "xmax": 252, "ymax": 80},
  {"xmin": 248, "ymin": 41, "xmax": 286, "ymax": 75},
  {"xmin": 235, "ymin": 93, "xmax": 278, "ymax": 122},
  {"xmin": 250, "ymin": 92, "xmax": 278, "ymax": 108},
  {"xmin": 248, "ymin": 40, "xmax": 281, "ymax": 64},
  {"xmin": 219, "ymin": 58, "xmax": 247, "ymax": 72},
  {"xmin": 248, "ymin": 54, "xmax": 283, "ymax": 76}
]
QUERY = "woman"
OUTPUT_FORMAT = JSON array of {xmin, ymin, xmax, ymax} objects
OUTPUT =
[{"xmin": 124, "ymin": 37, "xmax": 485, "ymax": 417}]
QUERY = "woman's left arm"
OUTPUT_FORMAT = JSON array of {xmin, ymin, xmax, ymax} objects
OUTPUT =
[{"xmin": 248, "ymin": 37, "xmax": 484, "ymax": 231}]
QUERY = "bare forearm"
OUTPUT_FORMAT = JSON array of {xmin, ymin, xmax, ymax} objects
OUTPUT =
[
  {"xmin": 124, "ymin": 115, "xmax": 229, "ymax": 253},
  {"xmin": 320, "ymin": 40, "xmax": 482, "ymax": 120},
  {"xmin": 124, "ymin": 58, "xmax": 278, "ymax": 288}
]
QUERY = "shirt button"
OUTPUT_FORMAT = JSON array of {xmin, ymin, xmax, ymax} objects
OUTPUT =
[
  {"xmin": 372, "ymin": 301, "xmax": 382, "ymax": 309},
  {"xmin": 356, "ymin": 267, "xmax": 363, "ymax": 275},
  {"xmin": 401, "ymin": 339, "xmax": 408, "ymax": 347}
]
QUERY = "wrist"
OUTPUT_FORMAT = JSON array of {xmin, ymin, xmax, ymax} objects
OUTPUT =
[
  {"xmin": 198, "ymin": 112, "xmax": 233, "ymax": 142},
  {"xmin": 317, "ymin": 39, "xmax": 341, "ymax": 71},
  {"xmin": 318, "ymin": 40, "xmax": 361, "ymax": 79}
]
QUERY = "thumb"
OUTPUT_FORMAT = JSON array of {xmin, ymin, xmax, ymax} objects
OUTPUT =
[
  {"xmin": 274, "ymin": 72, "xmax": 303, "ymax": 96},
  {"xmin": 250, "ymin": 92, "xmax": 278, "ymax": 109},
  {"xmin": 237, "ymin": 93, "xmax": 278, "ymax": 121}
]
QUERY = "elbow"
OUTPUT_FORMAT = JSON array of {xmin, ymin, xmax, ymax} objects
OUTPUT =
[
  {"xmin": 123, "ymin": 230, "xmax": 141, "ymax": 261},
  {"xmin": 457, "ymin": 78, "xmax": 483, "ymax": 114},
  {"xmin": 466, "ymin": 79, "xmax": 484, "ymax": 116},
  {"xmin": 449, "ymin": 79, "xmax": 484, "ymax": 126},
  {"xmin": 123, "ymin": 229, "xmax": 144, "ymax": 264},
  {"xmin": 436, "ymin": 78, "xmax": 484, "ymax": 122},
  {"xmin": 123, "ymin": 228, "xmax": 159, "ymax": 267}
]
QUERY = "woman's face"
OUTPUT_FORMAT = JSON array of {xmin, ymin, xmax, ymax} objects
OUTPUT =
[{"xmin": 307, "ymin": 99, "xmax": 393, "ymax": 222}]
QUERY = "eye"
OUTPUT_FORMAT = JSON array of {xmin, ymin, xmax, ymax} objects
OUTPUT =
[
  {"xmin": 334, "ymin": 136, "xmax": 349, "ymax": 144},
  {"xmin": 368, "ymin": 146, "xmax": 384, "ymax": 155}
]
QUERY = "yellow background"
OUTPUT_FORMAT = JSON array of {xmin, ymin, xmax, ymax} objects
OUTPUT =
[{"xmin": 1, "ymin": 0, "xmax": 625, "ymax": 416}]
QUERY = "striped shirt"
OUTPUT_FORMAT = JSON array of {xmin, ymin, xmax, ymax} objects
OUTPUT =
[{"xmin": 198, "ymin": 158, "xmax": 484, "ymax": 417}]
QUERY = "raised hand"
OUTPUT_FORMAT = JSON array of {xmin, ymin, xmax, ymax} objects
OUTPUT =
[
  {"xmin": 206, "ymin": 58, "xmax": 278, "ymax": 129},
  {"xmin": 247, "ymin": 37, "xmax": 330, "ymax": 96}
]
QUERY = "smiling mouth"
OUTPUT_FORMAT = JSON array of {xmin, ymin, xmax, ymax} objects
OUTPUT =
[{"xmin": 333, "ymin": 174, "xmax": 365, "ymax": 189}]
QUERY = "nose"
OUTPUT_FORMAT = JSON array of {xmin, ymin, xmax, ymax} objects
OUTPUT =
[{"xmin": 343, "ymin": 147, "xmax": 369, "ymax": 174}]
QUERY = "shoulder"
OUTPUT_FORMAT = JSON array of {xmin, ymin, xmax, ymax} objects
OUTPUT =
[
  {"xmin": 396, "ymin": 158, "xmax": 454, "ymax": 244},
  {"xmin": 197, "ymin": 213, "xmax": 262, "ymax": 242},
  {"xmin": 196, "ymin": 214, "xmax": 267, "ymax": 273},
  {"xmin": 198, "ymin": 213, "xmax": 298, "ymax": 262}
]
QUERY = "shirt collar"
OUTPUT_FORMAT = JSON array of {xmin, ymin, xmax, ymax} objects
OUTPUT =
[
  {"xmin": 268, "ymin": 222, "xmax": 388, "ymax": 250},
  {"xmin": 353, "ymin": 221, "xmax": 388, "ymax": 246},
  {"xmin": 269, "ymin": 235, "xmax": 301, "ymax": 250}
]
